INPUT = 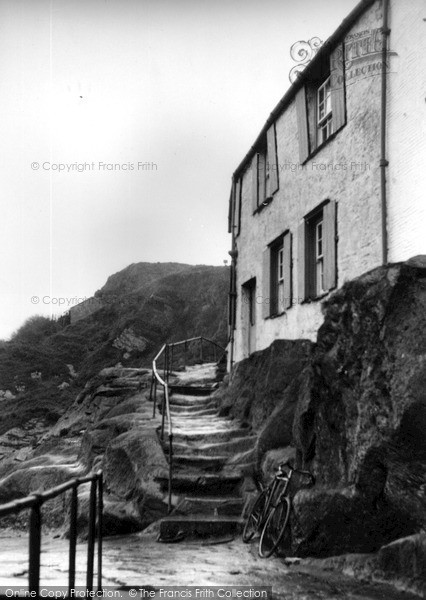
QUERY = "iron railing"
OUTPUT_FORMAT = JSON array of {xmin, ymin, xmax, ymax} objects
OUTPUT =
[
  {"xmin": 150, "ymin": 337, "xmax": 225, "ymax": 513},
  {"xmin": 0, "ymin": 470, "xmax": 103, "ymax": 595}
]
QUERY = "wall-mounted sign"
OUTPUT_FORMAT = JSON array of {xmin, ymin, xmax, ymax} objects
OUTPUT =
[{"xmin": 289, "ymin": 37, "xmax": 323, "ymax": 83}]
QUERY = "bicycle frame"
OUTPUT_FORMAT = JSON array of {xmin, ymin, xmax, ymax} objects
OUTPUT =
[
  {"xmin": 260, "ymin": 468, "xmax": 291, "ymax": 524},
  {"xmin": 243, "ymin": 461, "xmax": 315, "ymax": 548},
  {"xmin": 257, "ymin": 464, "xmax": 313, "ymax": 559}
]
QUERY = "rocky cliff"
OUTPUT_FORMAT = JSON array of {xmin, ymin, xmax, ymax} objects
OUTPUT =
[
  {"xmin": 0, "ymin": 366, "xmax": 169, "ymax": 534},
  {"xmin": 0, "ymin": 261, "xmax": 229, "ymax": 532},
  {"xmin": 0, "ymin": 263, "xmax": 228, "ymax": 439},
  {"xmin": 292, "ymin": 256, "xmax": 426, "ymax": 556}
]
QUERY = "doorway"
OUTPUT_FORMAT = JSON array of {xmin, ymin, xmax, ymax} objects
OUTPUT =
[{"xmin": 242, "ymin": 278, "xmax": 256, "ymax": 358}]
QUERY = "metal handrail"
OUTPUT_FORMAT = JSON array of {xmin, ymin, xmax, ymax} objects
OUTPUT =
[
  {"xmin": 151, "ymin": 343, "xmax": 173, "ymax": 514},
  {"xmin": 0, "ymin": 470, "xmax": 103, "ymax": 595},
  {"xmin": 150, "ymin": 336, "xmax": 225, "ymax": 515}
]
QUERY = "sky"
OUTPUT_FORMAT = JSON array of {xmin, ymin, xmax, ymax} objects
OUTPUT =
[{"xmin": 0, "ymin": 0, "xmax": 360, "ymax": 340}]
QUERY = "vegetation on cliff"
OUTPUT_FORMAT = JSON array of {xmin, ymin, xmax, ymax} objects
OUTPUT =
[{"xmin": 0, "ymin": 262, "xmax": 228, "ymax": 436}]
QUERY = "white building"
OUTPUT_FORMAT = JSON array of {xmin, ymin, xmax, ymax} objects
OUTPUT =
[{"xmin": 227, "ymin": 0, "xmax": 426, "ymax": 366}]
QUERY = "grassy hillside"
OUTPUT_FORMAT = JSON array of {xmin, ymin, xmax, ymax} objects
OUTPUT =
[{"xmin": 0, "ymin": 263, "xmax": 229, "ymax": 434}]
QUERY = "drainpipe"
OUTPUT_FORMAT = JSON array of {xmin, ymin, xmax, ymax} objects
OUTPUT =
[
  {"xmin": 380, "ymin": 0, "xmax": 390, "ymax": 264},
  {"xmin": 228, "ymin": 178, "xmax": 238, "ymax": 376},
  {"xmin": 228, "ymin": 249, "xmax": 238, "ymax": 375}
]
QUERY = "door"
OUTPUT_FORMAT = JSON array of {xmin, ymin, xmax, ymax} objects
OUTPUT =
[{"xmin": 242, "ymin": 278, "xmax": 256, "ymax": 358}]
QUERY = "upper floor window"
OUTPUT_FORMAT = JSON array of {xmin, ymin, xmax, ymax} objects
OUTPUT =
[
  {"xmin": 295, "ymin": 43, "xmax": 346, "ymax": 163},
  {"xmin": 317, "ymin": 77, "xmax": 333, "ymax": 145}
]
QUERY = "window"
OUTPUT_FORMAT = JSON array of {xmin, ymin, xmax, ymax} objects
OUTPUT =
[
  {"xmin": 295, "ymin": 43, "xmax": 346, "ymax": 163},
  {"xmin": 317, "ymin": 77, "xmax": 333, "ymax": 145},
  {"xmin": 262, "ymin": 231, "xmax": 292, "ymax": 319},
  {"xmin": 270, "ymin": 237, "xmax": 284, "ymax": 316},
  {"xmin": 251, "ymin": 123, "xmax": 279, "ymax": 213},
  {"xmin": 298, "ymin": 200, "xmax": 337, "ymax": 300},
  {"xmin": 314, "ymin": 216, "xmax": 325, "ymax": 296}
]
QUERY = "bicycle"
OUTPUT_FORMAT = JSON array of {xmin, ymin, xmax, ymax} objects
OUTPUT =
[{"xmin": 242, "ymin": 460, "xmax": 315, "ymax": 558}]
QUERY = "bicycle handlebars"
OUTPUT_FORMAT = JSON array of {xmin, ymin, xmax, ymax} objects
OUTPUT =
[{"xmin": 277, "ymin": 460, "xmax": 316, "ymax": 485}]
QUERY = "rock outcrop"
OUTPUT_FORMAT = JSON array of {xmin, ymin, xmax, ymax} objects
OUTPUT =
[
  {"xmin": 217, "ymin": 258, "xmax": 426, "ymax": 562},
  {"xmin": 0, "ymin": 366, "xmax": 169, "ymax": 535},
  {"xmin": 216, "ymin": 339, "xmax": 313, "ymax": 478},
  {"xmin": 292, "ymin": 258, "xmax": 426, "ymax": 556}
]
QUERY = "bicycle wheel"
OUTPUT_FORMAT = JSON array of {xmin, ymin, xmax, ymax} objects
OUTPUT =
[
  {"xmin": 242, "ymin": 489, "xmax": 269, "ymax": 543},
  {"xmin": 258, "ymin": 497, "xmax": 291, "ymax": 558}
]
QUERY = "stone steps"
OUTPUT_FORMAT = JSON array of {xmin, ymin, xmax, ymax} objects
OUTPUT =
[
  {"xmin": 168, "ymin": 394, "xmax": 214, "ymax": 407},
  {"xmin": 169, "ymin": 405, "xmax": 218, "ymax": 416},
  {"xmin": 173, "ymin": 454, "xmax": 229, "ymax": 471},
  {"xmin": 172, "ymin": 428, "xmax": 250, "ymax": 445},
  {"xmin": 165, "ymin": 436, "xmax": 257, "ymax": 457},
  {"xmin": 169, "ymin": 385, "xmax": 217, "ymax": 397},
  {"xmin": 157, "ymin": 471, "xmax": 243, "ymax": 496},
  {"xmin": 175, "ymin": 495, "xmax": 244, "ymax": 516},
  {"xmin": 156, "ymin": 362, "xmax": 256, "ymax": 541}
]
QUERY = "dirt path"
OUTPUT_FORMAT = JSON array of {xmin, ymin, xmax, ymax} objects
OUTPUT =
[{"xmin": 0, "ymin": 530, "xmax": 418, "ymax": 600}]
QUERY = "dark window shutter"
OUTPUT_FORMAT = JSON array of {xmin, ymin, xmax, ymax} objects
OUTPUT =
[
  {"xmin": 251, "ymin": 154, "xmax": 259, "ymax": 213},
  {"xmin": 262, "ymin": 247, "xmax": 271, "ymax": 319},
  {"xmin": 330, "ymin": 44, "xmax": 346, "ymax": 132},
  {"xmin": 228, "ymin": 264, "xmax": 236, "ymax": 327},
  {"xmin": 297, "ymin": 221, "xmax": 307, "ymax": 301},
  {"xmin": 323, "ymin": 200, "xmax": 337, "ymax": 291},
  {"xmin": 235, "ymin": 178, "xmax": 242, "ymax": 237},
  {"xmin": 270, "ymin": 247, "xmax": 278, "ymax": 316},
  {"xmin": 283, "ymin": 232, "xmax": 292, "ymax": 310},
  {"xmin": 266, "ymin": 123, "xmax": 279, "ymax": 196},
  {"xmin": 258, "ymin": 152, "xmax": 266, "ymax": 205},
  {"xmin": 295, "ymin": 86, "xmax": 310, "ymax": 164},
  {"xmin": 227, "ymin": 189, "xmax": 233, "ymax": 234}
]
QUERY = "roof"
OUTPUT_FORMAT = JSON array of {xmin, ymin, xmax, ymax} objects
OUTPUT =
[{"xmin": 232, "ymin": 0, "xmax": 377, "ymax": 181}]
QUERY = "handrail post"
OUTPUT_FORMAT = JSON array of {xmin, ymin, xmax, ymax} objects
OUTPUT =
[
  {"xmin": 170, "ymin": 344, "xmax": 174, "ymax": 375},
  {"xmin": 184, "ymin": 341, "xmax": 187, "ymax": 369},
  {"xmin": 86, "ymin": 478, "xmax": 97, "ymax": 592},
  {"xmin": 161, "ymin": 389, "xmax": 166, "ymax": 441},
  {"xmin": 149, "ymin": 373, "xmax": 154, "ymax": 402},
  {"xmin": 152, "ymin": 377, "xmax": 157, "ymax": 418},
  {"xmin": 29, "ymin": 496, "xmax": 42, "ymax": 595},
  {"xmin": 68, "ymin": 482, "xmax": 78, "ymax": 595},
  {"xmin": 166, "ymin": 345, "xmax": 170, "ymax": 383},
  {"xmin": 168, "ymin": 432, "xmax": 173, "ymax": 514},
  {"xmin": 200, "ymin": 338, "xmax": 203, "ymax": 363},
  {"xmin": 163, "ymin": 345, "xmax": 168, "ymax": 384},
  {"xmin": 97, "ymin": 473, "xmax": 103, "ymax": 591}
]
